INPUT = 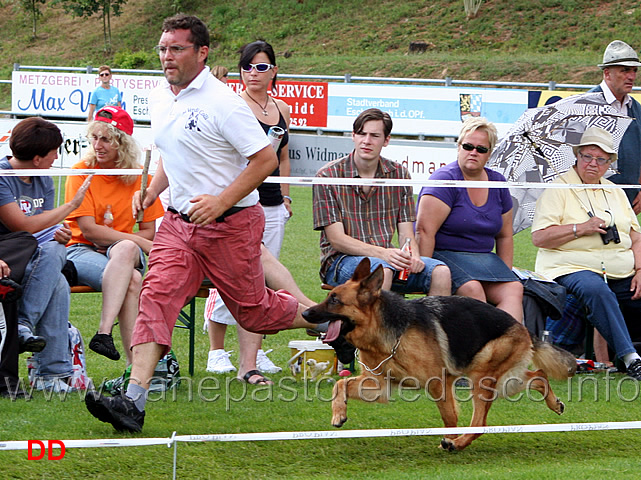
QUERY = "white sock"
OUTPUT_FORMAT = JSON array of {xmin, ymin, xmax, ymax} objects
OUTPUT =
[{"xmin": 622, "ymin": 353, "xmax": 641, "ymax": 368}]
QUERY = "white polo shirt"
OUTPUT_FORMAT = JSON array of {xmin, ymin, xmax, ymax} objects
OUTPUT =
[{"xmin": 149, "ymin": 67, "xmax": 270, "ymax": 213}]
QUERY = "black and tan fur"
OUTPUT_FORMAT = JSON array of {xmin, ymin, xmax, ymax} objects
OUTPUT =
[{"xmin": 303, "ymin": 258, "xmax": 576, "ymax": 451}]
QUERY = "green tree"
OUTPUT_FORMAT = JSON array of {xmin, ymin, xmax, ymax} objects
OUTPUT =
[
  {"xmin": 53, "ymin": 0, "xmax": 127, "ymax": 52},
  {"xmin": 18, "ymin": 0, "xmax": 47, "ymax": 38}
]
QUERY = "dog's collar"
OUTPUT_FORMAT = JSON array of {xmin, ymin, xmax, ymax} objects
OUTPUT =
[{"xmin": 356, "ymin": 338, "xmax": 401, "ymax": 376}]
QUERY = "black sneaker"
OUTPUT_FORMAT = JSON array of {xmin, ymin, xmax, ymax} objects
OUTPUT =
[
  {"xmin": 626, "ymin": 358, "xmax": 641, "ymax": 381},
  {"xmin": 85, "ymin": 391, "xmax": 145, "ymax": 432},
  {"xmin": 89, "ymin": 333, "xmax": 121, "ymax": 361},
  {"xmin": 17, "ymin": 326, "xmax": 46, "ymax": 354},
  {"xmin": 0, "ymin": 385, "xmax": 31, "ymax": 400}
]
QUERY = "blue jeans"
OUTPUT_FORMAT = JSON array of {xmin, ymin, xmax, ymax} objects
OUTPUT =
[
  {"xmin": 556, "ymin": 270, "xmax": 638, "ymax": 359},
  {"xmin": 66, "ymin": 242, "xmax": 147, "ymax": 291},
  {"xmin": 19, "ymin": 241, "xmax": 72, "ymax": 379},
  {"xmin": 325, "ymin": 254, "xmax": 445, "ymax": 295}
]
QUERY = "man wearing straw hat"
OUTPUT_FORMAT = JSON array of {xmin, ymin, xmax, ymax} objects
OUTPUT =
[{"xmin": 590, "ymin": 40, "xmax": 641, "ymax": 212}]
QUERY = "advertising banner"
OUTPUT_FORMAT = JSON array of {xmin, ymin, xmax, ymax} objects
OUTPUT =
[
  {"xmin": 326, "ymin": 83, "xmax": 529, "ymax": 137},
  {"xmin": 0, "ymin": 119, "xmax": 455, "ymax": 191},
  {"xmin": 227, "ymin": 79, "xmax": 328, "ymax": 128},
  {"xmin": 11, "ymin": 71, "xmax": 163, "ymax": 120}
]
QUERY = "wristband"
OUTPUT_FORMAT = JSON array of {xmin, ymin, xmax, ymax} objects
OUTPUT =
[
  {"xmin": 283, "ymin": 195, "xmax": 292, "ymax": 203},
  {"xmin": 573, "ymin": 224, "xmax": 578, "ymax": 239}
]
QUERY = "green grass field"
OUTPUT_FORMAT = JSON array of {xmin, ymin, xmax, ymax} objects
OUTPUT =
[{"xmin": 2, "ymin": 186, "xmax": 640, "ymax": 480}]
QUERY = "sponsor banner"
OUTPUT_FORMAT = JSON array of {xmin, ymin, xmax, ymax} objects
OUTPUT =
[
  {"xmin": 11, "ymin": 71, "xmax": 163, "ymax": 120},
  {"xmin": 0, "ymin": 119, "xmax": 455, "ymax": 192},
  {"xmin": 326, "ymin": 83, "xmax": 529, "ymax": 137},
  {"xmin": 20, "ymin": 69, "xmax": 633, "ymax": 138},
  {"xmin": 227, "ymin": 80, "xmax": 328, "ymax": 128},
  {"xmin": 288, "ymin": 133, "xmax": 455, "ymax": 191},
  {"xmin": 11, "ymin": 71, "xmax": 329, "ymax": 127}
]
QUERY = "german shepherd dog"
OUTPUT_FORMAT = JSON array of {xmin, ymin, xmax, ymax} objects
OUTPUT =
[{"xmin": 303, "ymin": 258, "xmax": 576, "ymax": 451}]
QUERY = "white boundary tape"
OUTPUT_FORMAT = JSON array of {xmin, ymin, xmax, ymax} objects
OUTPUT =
[
  {"xmin": 2, "ymin": 420, "xmax": 641, "ymax": 451},
  {"xmin": 0, "ymin": 169, "xmax": 638, "ymax": 190}
]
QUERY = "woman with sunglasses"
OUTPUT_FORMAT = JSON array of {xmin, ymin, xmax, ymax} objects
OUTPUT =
[
  {"xmin": 416, "ymin": 116, "xmax": 523, "ymax": 322},
  {"xmin": 203, "ymin": 41, "xmax": 291, "ymax": 385},
  {"xmin": 238, "ymin": 40, "xmax": 292, "ymax": 236},
  {"xmin": 86, "ymin": 65, "xmax": 121, "ymax": 122}
]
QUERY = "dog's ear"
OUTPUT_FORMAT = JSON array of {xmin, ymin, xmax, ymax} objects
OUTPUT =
[
  {"xmin": 351, "ymin": 257, "xmax": 372, "ymax": 281},
  {"xmin": 359, "ymin": 264, "xmax": 384, "ymax": 296}
]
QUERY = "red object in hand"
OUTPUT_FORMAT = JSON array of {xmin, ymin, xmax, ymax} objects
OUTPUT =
[{"xmin": 397, "ymin": 238, "xmax": 411, "ymax": 282}]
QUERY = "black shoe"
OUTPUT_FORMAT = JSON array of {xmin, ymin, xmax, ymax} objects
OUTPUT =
[
  {"xmin": 85, "ymin": 391, "xmax": 145, "ymax": 432},
  {"xmin": 89, "ymin": 333, "xmax": 121, "ymax": 361},
  {"xmin": 0, "ymin": 384, "xmax": 31, "ymax": 400},
  {"xmin": 17, "ymin": 326, "xmax": 46, "ymax": 354},
  {"xmin": 329, "ymin": 335, "xmax": 356, "ymax": 364},
  {"xmin": 626, "ymin": 359, "xmax": 641, "ymax": 381}
]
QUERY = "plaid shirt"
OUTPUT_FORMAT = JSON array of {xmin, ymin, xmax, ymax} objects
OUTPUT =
[{"xmin": 313, "ymin": 152, "xmax": 415, "ymax": 279}]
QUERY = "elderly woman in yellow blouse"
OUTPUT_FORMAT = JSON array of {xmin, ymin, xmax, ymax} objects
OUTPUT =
[{"xmin": 531, "ymin": 127, "xmax": 641, "ymax": 380}]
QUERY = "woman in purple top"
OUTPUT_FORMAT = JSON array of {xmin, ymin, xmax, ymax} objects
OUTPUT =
[{"xmin": 416, "ymin": 117, "xmax": 523, "ymax": 322}]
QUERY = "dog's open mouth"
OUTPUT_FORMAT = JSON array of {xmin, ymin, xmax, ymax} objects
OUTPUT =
[{"xmin": 322, "ymin": 320, "xmax": 342, "ymax": 343}]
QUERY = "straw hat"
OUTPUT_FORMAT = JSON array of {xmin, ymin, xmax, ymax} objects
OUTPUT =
[{"xmin": 572, "ymin": 127, "xmax": 617, "ymax": 163}]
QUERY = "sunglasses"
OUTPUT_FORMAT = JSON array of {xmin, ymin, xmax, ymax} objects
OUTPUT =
[
  {"xmin": 241, "ymin": 63, "xmax": 274, "ymax": 73},
  {"xmin": 99, "ymin": 72, "xmax": 111, "ymax": 77},
  {"xmin": 461, "ymin": 143, "xmax": 489, "ymax": 154}
]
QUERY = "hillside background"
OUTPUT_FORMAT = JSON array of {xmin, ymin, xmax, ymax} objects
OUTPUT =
[{"xmin": 2, "ymin": 0, "xmax": 641, "ymax": 87}]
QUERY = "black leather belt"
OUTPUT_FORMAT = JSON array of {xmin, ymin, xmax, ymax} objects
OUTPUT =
[{"xmin": 168, "ymin": 206, "xmax": 247, "ymax": 223}]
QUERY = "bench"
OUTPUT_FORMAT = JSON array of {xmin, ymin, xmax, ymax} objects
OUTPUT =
[{"xmin": 70, "ymin": 283, "xmax": 212, "ymax": 376}]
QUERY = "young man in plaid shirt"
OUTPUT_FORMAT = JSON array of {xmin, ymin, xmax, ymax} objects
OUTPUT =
[{"xmin": 313, "ymin": 108, "xmax": 451, "ymax": 296}]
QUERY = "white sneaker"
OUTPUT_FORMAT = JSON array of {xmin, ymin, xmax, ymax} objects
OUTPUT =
[
  {"xmin": 206, "ymin": 349, "xmax": 236, "ymax": 373},
  {"xmin": 256, "ymin": 349, "xmax": 282, "ymax": 374}
]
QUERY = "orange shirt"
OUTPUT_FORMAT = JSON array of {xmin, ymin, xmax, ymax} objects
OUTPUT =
[{"xmin": 65, "ymin": 160, "xmax": 165, "ymax": 247}]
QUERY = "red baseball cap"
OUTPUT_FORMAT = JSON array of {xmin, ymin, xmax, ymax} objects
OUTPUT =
[{"xmin": 94, "ymin": 106, "xmax": 134, "ymax": 136}]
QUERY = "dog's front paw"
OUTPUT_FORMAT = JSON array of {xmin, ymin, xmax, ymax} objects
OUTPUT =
[
  {"xmin": 331, "ymin": 412, "xmax": 347, "ymax": 428},
  {"xmin": 439, "ymin": 438, "xmax": 458, "ymax": 452}
]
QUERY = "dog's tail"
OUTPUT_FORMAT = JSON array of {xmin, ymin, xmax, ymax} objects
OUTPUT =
[{"xmin": 530, "ymin": 334, "xmax": 577, "ymax": 380}]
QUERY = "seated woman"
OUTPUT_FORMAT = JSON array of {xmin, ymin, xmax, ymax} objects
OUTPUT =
[
  {"xmin": 0, "ymin": 117, "xmax": 91, "ymax": 393},
  {"xmin": 416, "ymin": 117, "xmax": 523, "ymax": 322},
  {"xmin": 531, "ymin": 126, "xmax": 641, "ymax": 380},
  {"xmin": 65, "ymin": 107, "xmax": 165, "ymax": 365}
]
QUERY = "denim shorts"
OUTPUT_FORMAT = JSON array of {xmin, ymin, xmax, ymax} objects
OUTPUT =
[
  {"xmin": 325, "ymin": 254, "xmax": 445, "ymax": 295},
  {"xmin": 432, "ymin": 250, "xmax": 517, "ymax": 291},
  {"xmin": 66, "ymin": 241, "xmax": 147, "ymax": 291}
]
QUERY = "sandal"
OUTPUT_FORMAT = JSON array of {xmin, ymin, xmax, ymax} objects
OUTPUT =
[{"xmin": 241, "ymin": 369, "xmax": 272, "ymax": 385}]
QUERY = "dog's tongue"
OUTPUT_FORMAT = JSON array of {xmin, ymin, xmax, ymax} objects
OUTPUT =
[{"xmin": 322, "ymin": 320, "xmax": 342, "ymax": 343}]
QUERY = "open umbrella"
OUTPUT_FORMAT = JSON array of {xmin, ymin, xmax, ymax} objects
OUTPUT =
[{"xmin": 487, "ymin": 92, "xmax": 633, "ymax": 233}]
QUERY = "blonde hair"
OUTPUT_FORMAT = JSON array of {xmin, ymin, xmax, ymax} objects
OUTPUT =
[
  {"xmin": 98, "ymin": 65, "xmax": 112, "ymax": 75},
  {"xmin": 211, "ymin": 65, "xmax": 229, "ymax": 80},
  {"xmin": 457, "ymin": 117, "xmax": 498, "ymax": 153},
  {"xmin": 84, "ymin": 121, "xmax": 140, "ymax": 184}
]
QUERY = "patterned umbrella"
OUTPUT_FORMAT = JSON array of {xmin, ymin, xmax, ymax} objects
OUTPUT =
[{"xmin": 487, "ymin": 92, "xmax": 633, "ymax": 233}]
